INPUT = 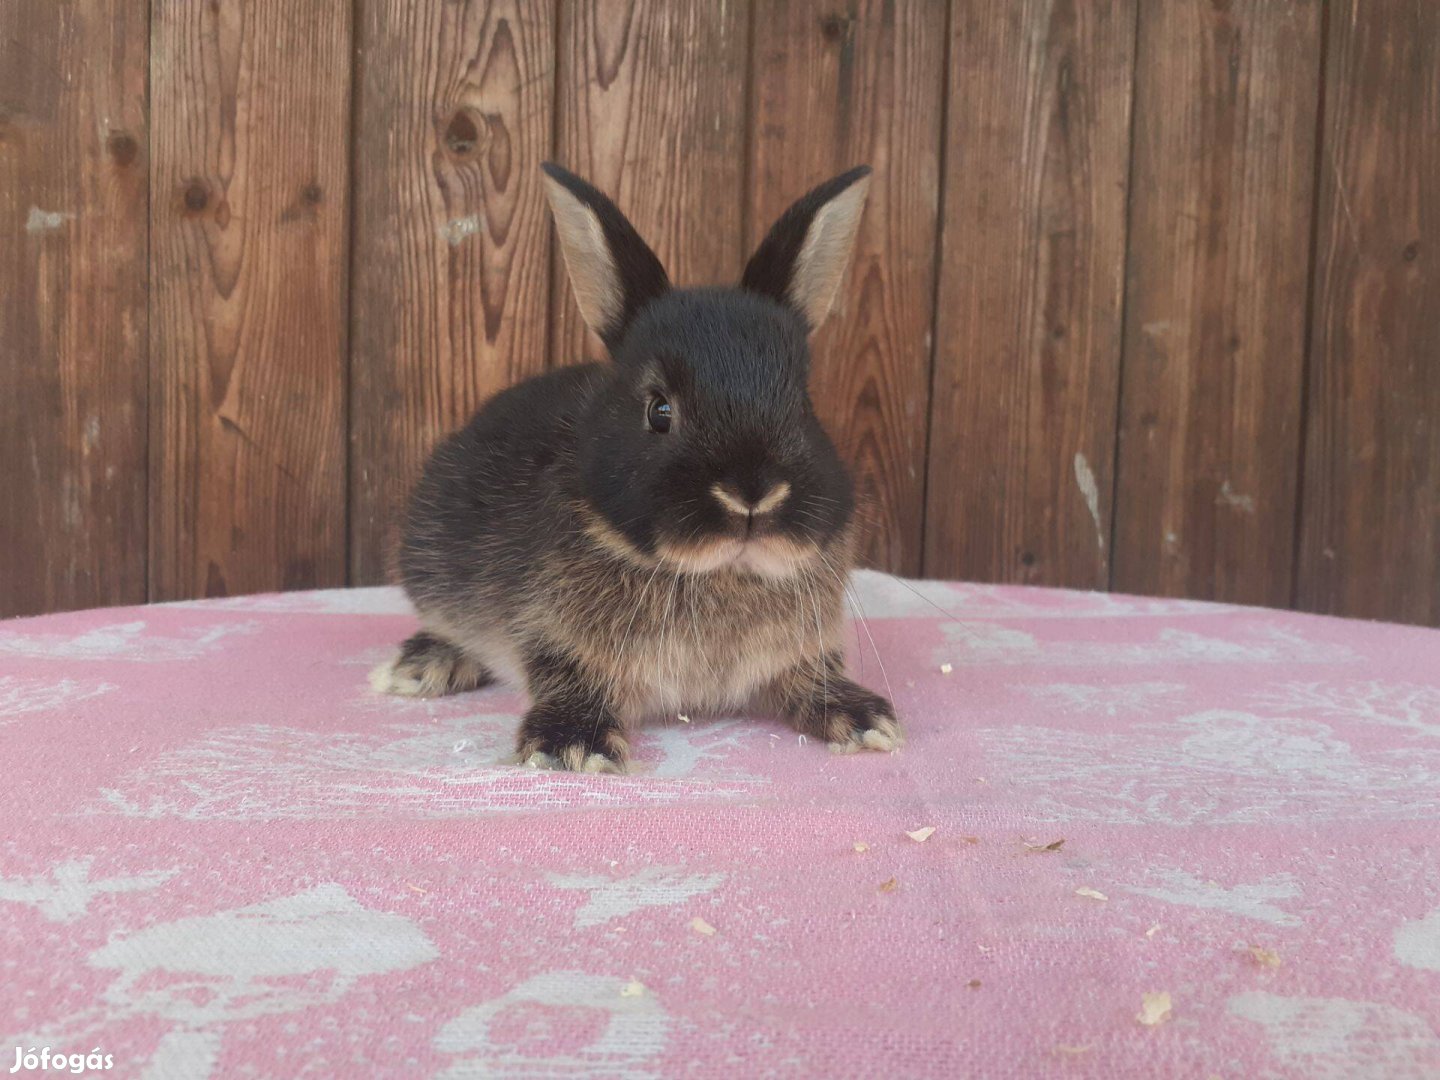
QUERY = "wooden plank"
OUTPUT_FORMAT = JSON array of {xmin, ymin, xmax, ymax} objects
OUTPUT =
[
  {"xmin": 1111, "ymin": 0, "xmax": 1321, "ymax": 608},
  {"xmin": 1297, "ymin": 0, "xmax": 1440, "ymax": 625},
  {"xmin": 349, "ymin": 0, "xmax": 556, "ymax": 586},
  {"xmin": 923, "ymin": 1, "xmax": 1136, "ymax": 587},
  {"xmin": 0, "ymin": 2, "xmax": 148, "ymax": 617},
  {"xmin": 747, "ymin": 1, "xmax": 946, "ymax": 576},
  {"xmin": 551, "ymin": 0, "xmax": 749, "ymax": 365},
  {"xmin": 148, "ymin": 0, "xmax": 352, "ymax": 600}
]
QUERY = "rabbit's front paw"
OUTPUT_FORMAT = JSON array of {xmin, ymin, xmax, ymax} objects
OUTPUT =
[
  {"xmin": 819, "ymin": 682, "xmax": 903, "ymax": 754},
  {"xmin": 369, "ymin": 631, "xmax": 492, "ymax": 698},
  {"xmin": 516, "ymin": 708, "xmax": 629, "ymax": 774},
  {"xmin": 521, "ymin": 746, "xmax": 626, "ymax": 773}
]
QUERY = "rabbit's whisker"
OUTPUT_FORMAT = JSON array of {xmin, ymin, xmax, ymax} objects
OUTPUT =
[{"xmin": 825, "ymin": 554, "xmax": 893, "ymax": 711}]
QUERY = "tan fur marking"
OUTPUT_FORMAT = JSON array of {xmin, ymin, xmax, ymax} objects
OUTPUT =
[
  {"xmin": 580, "ymin": 753, "xmax": 622, "ymax": 774},
  {"xmin": 603, "ymin": 730, "xmax": 632, "ymax": 763},
  {"xmin": 368, "ymin": 649, "xmax": 486, "ymax": 698},
  {"xmin": 369, "ymin": 662, "xmax": 425, "ymax": 697},
  {"xmin": 710, "ymin": 484, "xmax": 753, "ymax": 516},
  {"xmin": 830, "ymin": 714, "xmax": 902, "ymax": 754},
  {"xmin": 543, "ymin": 175, "xmax": 623, "ymax": 338},
  {"xmin": 654, "ymin": 533, "xmax": 821, "ymax": 580},
  {"xmin": 735, "ymin": 534, "xmax": 819, "ymax": 579},
  {"xmin": 822, "ymin": 713, "xmax": 856, "ymax": 745},
  {"xmin": 710, "ymin": 481, "xmax": 792, "ymax": 517},
  {"xmin": 579, "ymin": 503, "xmax": 658, "ymax": 570},
  {"xmin": 755, "ymin": 482, "xmax": 791, "ymax": 515},
  {"xmin": 517, "ymin": 742, "xmax": 624, "ymax": 774},
  {"xmin": 870, "ymin": 715, "xmax": 902, "ymax": 744},
  {"xmin": 652, "ymin": 537, "xmax": 745, "ymax": 574},
  {"xmin": 789, "ymin": 175, "xmax": 871, "ymax": 330},
  {"xmin": 861, "ymin": 715, "xmax": 903, "ymax": 751}
]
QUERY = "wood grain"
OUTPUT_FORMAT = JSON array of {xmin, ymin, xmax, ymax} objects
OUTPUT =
[
  {"xmin": 4, "ymin": 0, "xmax": 1438, "ymax": 628},
  {"xmin": 551, "ymin": 0, "xmax": 750, "ymax": 365},
  {"xmin": 1112, "ymin": 0, "xmax": 1321, "ymax": 607},
  {"xmin": 0, "ymin": 1, "xmax": 148, "ymax": 617},
  {"xmin": 349, "ymin": 0, "xmax": 556, "ymax": 585},
  {"xmin": 923, "ymin": 1, "xmax": 1136, "ymax": 587},
  {"xmin": 1297, "ymin": 0, "xmax": 1440, "ymax": 625},
  {"xmin": 747, "ymin": 0, "xmax": 946, "ymax": 575},
  {"xmin": 148, "ymin": 0, "xmax": 352, "ymax": 600}
]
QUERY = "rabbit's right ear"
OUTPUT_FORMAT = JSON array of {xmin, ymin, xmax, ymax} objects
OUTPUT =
[{"xmin": 541, "ymin": 163, "xmax": 670, "ymax": 352}]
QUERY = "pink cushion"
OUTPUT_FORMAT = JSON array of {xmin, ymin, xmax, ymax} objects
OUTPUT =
[{"xmin": 2, "ymin": 572, "xmax": 1438, "ymax": 1077}]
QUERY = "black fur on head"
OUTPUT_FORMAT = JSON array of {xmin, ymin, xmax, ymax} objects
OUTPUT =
[{"xmin": 541, "ymin": 163, "xmax": 873, "ymax": 578}]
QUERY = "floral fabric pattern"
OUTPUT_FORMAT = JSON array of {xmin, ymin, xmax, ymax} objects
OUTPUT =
[{"xmin": 2, "ymin": 572, "xmax": 1438, "ymax": 1077}]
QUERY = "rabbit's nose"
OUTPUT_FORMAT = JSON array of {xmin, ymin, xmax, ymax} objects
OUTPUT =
[{"xmin": 711, "ymin": 481, "xmax": 791, "ymax": 518}]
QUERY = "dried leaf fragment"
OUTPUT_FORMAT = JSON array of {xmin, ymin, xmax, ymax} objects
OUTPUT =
[
  {"xmin": 853, "ymin": 841, "xmax": 870, "ymax": 853},
  {"xmin": 878, "ymin": 877, "xmax": 898, "ymax": 893},
  {"xmin": 690, "ymin": 917, "xmax": 717, "ymax": 937},
  {"xmin": 1137, "ymin": 991, "xmax": 1172, "ymax": 1026},
  {"xmin": 967, "ymin": 979, "xmax": 981, "ymax": 989},
  {"xmin": 1246, "ymin": 945, "xmax": 1282, "ymax": 968},
  {"xmin": 962, "ymin": 836, "xmax": 980, "ymax": 845},
  {"xmin": 1026, "ymin": 838, "xmax": 1065, "ymax": 853},
  {"xmin": 1075, "ymin": 887, "xmax": 1108, "ymax": 901},
  {"xmin": 906, "ymin": 826, "xmax": 936, "ymax": 843},
  {"xmin": 620, "ymin": 979, "xmax": 646, "ymax": 997}
]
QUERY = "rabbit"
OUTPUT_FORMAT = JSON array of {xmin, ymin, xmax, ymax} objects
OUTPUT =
[{"xmin": 369, "ymin": 161, "xmax": 900, "ymax": 772}]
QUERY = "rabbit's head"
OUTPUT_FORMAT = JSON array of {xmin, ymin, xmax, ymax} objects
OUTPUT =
[{"xmin": 542, "ymin": 163, "xmax": 872, "ymax": 580}]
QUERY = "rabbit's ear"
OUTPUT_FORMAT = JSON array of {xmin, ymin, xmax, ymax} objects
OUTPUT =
[
  {"xmin": 741, "ymin": 166, "xmax": 871, "ymax": 332},
  {"xmin": 541, "ymin": 163, "xmax": 669, "ymax": 351}
]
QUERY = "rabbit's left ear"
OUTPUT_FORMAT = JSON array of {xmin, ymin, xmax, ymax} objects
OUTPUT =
[{"xmin": 740, "ymin": 165, "xmax": 871, "ymax": 332}]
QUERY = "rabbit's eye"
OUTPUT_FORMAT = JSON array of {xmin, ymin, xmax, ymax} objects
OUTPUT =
[{"xmin": 646, "ymin": 394, "xmax": 673, "ymax": 434}]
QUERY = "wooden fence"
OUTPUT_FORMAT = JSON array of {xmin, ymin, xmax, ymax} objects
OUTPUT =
[{"xmin": 2, "ymin": 0, "xmax": 1436, "ymax": 625}]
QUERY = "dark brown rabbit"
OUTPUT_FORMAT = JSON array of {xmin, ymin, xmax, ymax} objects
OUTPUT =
[{"xmin": 370, "ymin": 162, "xmax": 900, "ymax": 771}]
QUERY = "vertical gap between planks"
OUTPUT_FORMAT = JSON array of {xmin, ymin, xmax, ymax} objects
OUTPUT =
[
  {"xmin": 544, "ymin": 0, "xmax": 564, "ymax": 368},
  {"xmin": 144, "ymin": 0, "xmax": 155, "ymax": 602},
  {"xmin": 738, "ymin": 0, "xmax": 758, "ymax": 259},
  {"xmin": 917, "ymin": 0, "xmax": 957, "ymax": 579},
  {"xmin": 1105, "ymin": 0, "xmax": 1145, "ymax": 595},
  {"xmin": 1289, "ymin": 0, "xmax": 1333, "ymax": 613},
  {"xmin": 343, "ymin": 0, "xmax": 364, "ymax": 586}
]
